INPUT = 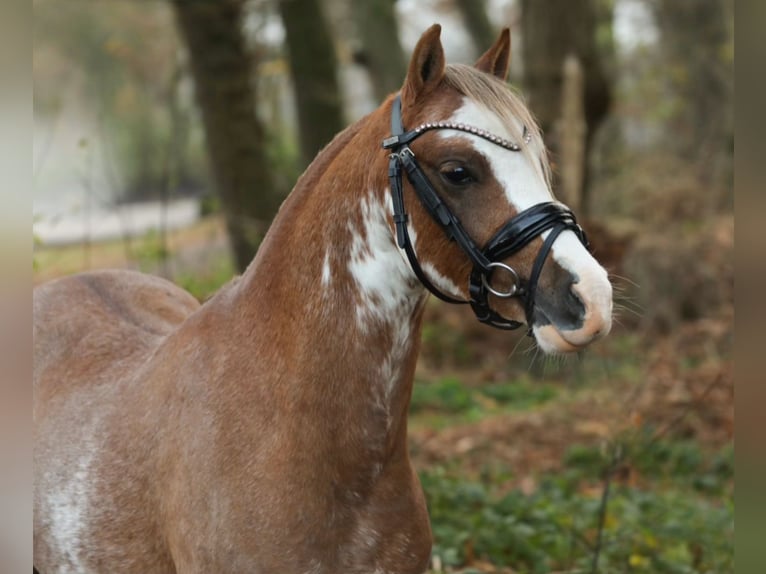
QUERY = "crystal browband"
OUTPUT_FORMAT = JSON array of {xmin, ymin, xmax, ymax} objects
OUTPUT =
[{"xmin": 383, "ymin": 121, "xmax": 531, "ymax": 153}]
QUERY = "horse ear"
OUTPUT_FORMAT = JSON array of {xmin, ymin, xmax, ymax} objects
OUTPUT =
[
  {"xmin": 474, "ymin": 28, "xmax": 511, "ymax": 80},
  {"xmin": 401, "ymin": 24, "xmax": 446, "ymax": 108}
]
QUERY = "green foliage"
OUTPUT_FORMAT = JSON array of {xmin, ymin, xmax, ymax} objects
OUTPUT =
[
  {"xmin": 265, "ymin": 128, "xmax": 302, "ymax": 202},
  {"xmin": 412, "ymin": 377, "xmax": 477, "ymax": 414},
  {"xmin": 421, "ymin": 322, "xmax": 474, "ymax": 367},
  {"xmin": 480, "ymin": 380, "xmax": 557, "ymax": 410},
  {"xmin": 115, "ymin": 227, "xmax": 235, "ymax": 301},
  {"xmin": 564, "ymin": 437, "xmax": 734, "ymax": 498},
  {"xmin": 633, "ymin": 441, "xmax": 733, "ymax": 496},
  {"xmin": 199, "ymin": 195, "xmax": 221, "ymax": 217},
  {"xmin": 32, "ymin": 231, "xmax": 43, "ymax": 271},
  {"xmin": 132, "ymin": 229, "xmax": 170, "ymax": 273},
  {"xmin": 410, "ymin": 377, "xmax": 558, "ymax": 418},
  {"xmin": 563, "ymin": 443, "xmax": 607, "ymax": 475},
  {"xmin": 175, "ymin": 256, "xmax": 236, "ymax": 301},
  {"xmin": 422, "ymin": 453, "xmax": 733, "ymax": 573},
  {"xmin": 424, "ymin": 468, "xmax": 582, "ymax": 572}
]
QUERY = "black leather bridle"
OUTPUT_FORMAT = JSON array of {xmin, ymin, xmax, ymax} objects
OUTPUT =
[{"xmin": 382, "ymin": 95, "xmax": 588, "ymax": 331}]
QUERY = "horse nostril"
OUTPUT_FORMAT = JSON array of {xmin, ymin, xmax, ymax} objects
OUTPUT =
[{"xmin": 567, "ymin": 282, "xmax": 586, "ymax": 318}]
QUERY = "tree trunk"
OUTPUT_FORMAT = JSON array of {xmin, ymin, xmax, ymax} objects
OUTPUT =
[
  {"xmin": 172, "ymin": 0, "xmax": 278, "ymax": 272},
  {"xmin": 279, "ymin": 0, "xmax": 346, "ymax": 168},
  {"xmin": 454, "ymin": 0, "xmax": 496, "ymax": 58},
  {"xmin": 349, "ymin": 0, "xmax": 407, "ymax": 103},
  {"xmin": 559, "ymin": 55, "xmax": 586, "ymax": 212},
  {"xmin": 520, "ymin": 0, "xmax": 613, "ymax": 215},
  {"xmin": 651, "ymin": 0, "xmax": 732, "ymax": 190}
]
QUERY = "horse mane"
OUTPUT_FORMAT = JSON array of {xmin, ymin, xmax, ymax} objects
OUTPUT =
[
  {"xmin": 236, "ymin": 113, "xmax": 373, "ymax": 283},
  {"xmin": 444, "ymin": 64, "xmax": 551, "ymax": 187},
  {"xmin": 286, "ymin": 114, "xmax": 369, "ymax": 202}
]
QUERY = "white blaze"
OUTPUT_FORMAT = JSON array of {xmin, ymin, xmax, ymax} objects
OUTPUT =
[
  {"xmin": 347, "ymin": 192, "xmax": 429, "ymax": 406},
  {"xmin": 439, "ymin": 99, "xmax": 552, "ymax": 209}
]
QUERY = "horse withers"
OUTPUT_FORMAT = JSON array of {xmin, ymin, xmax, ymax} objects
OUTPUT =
[{"xmin": 33, "ymin": 25, "xmax": 612, "ymax": 573}]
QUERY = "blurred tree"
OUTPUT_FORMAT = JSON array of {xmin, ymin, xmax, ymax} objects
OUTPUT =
[
  {"xmin": 520, "ymin": 0, "xmax": 614, "ymax": 215},
  {"xmin": 278, "ymin": 0, "xmax": 345, "ymax": 167},
  {"xmin": 172, "ymin": 0, "xmax": 278, "ymax": 272},
  {"xmin": 454, "ymin": 0, "xmax": 496, "ymax": 58},
  {"xmin": 35, "ymin": 2, "xmax": 206, "ymax": 203},
  {"xmin": 649, "ymin": 0, "xmax": 732, "ymax": 191},
  {"xmin": 349, "ymin": 0, "xmax": 407, "ymax": 102}
]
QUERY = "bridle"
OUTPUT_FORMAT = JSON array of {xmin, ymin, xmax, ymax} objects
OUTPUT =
[{"xmin": 382, "ymin": 95, "xmax": 588, "ymax": 331}]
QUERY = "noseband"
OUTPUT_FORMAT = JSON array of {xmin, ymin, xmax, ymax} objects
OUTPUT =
[{"xmin": 382, "ymin": 95, "xmax": 588, "ymax": 331}]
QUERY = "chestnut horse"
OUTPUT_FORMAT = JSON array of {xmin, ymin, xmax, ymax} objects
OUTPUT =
[{"xmin": 33, "ymin": 26, "xmax": 612, "ymax": 573}]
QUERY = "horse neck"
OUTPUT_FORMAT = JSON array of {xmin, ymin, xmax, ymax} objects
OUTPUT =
[{"xmin": 232, "ymin": 108, "xmax": 428, "ymax": 454}]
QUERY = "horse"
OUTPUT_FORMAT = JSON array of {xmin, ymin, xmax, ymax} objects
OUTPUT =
[{"xmin": 33, "ymin": 25, "xmax": 612, "ymax": 573}]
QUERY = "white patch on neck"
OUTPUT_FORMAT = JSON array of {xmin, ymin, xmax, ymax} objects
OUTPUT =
[
  {"xmin": 348, "ymin": 193, "xmax": 422, "ymax": 328},
  {"xmin": 348, "ymin": 192, "xmax": 425, "ymax": 405}
]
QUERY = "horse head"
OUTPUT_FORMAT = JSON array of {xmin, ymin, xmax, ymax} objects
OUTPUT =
[{"xmin": 384, "ymin": 24, "xmax": 613, "ymax": 354}]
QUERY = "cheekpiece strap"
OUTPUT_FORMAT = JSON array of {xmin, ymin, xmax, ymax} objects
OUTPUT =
[{"xmin": 386, "ymin": 97, "xmax": 465, "ymax": 304}]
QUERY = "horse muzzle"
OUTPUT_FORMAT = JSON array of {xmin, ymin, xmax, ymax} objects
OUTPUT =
[{"xmin": 531, "ymin": 269, "xmax": 613, "ymax": 354}]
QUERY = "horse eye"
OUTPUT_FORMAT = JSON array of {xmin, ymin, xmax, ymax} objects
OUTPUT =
[{"xmin": 441, "ymin": 166, "xmax": 475, "ymax": 186}]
